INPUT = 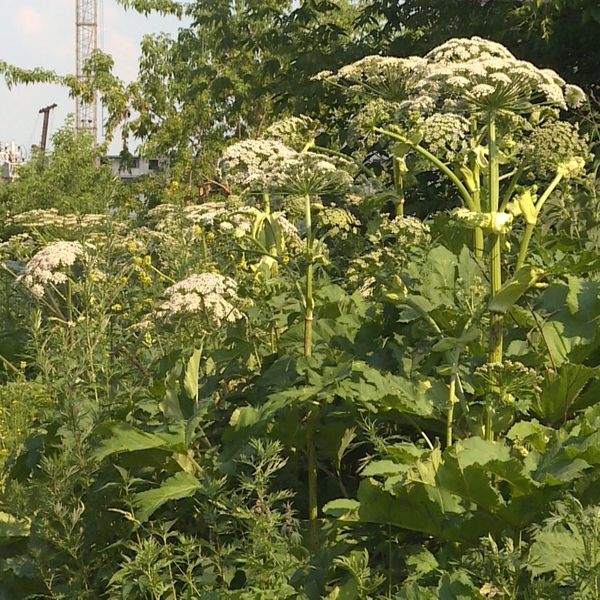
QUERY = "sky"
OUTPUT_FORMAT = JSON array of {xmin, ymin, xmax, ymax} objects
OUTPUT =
[{"xmin": 0, "ymin": 0, "xmax": 184, "ymax": 155}]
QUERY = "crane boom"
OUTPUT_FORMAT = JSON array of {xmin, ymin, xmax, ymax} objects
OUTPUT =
[{"xmin": 76, "ymin": 0, "xmax": 98, "ymax": 141}]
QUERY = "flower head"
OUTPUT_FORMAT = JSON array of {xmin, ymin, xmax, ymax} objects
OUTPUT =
[
  {"xmin": 151, "ymin": 273, "xmax": 244, "ymax": 329},
  {"xmin": 17, "ymin": 241, "xmax": 85, "ymax": 298},
  {"xmin": 219, "ymin": 140, "xmax": 353, "ymax": 196}
]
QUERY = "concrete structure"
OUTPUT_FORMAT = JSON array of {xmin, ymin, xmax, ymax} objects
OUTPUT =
[{"xmin": 104, "ymin": 155, "xmax": 167, "ymax": 180}]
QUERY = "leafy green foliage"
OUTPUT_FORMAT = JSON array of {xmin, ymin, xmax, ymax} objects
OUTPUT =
[{"xmin": 3, "ymin": 13, "xmax": 600, "ymax": 600}]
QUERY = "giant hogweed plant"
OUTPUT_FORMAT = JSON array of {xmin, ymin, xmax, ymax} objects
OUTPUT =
[
  {"xmin": 219, "ymin": 135, "xmax": 356, "ymax": 551},
  {"xmin": 322, "ymin": 36, "xmax": 589, "ymax": 441}
]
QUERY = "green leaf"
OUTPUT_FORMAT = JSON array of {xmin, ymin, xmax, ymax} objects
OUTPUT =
[
  {"xmin": 488, "ymin": 266, "xmax": 544, "ymax": 313},
  {"xmin": 405, "ymin": 548, "xmax": 438, "ymax": 579},
  {"xmin": 422, "ymin": 245, "xmax": 458, "ymax": 307},
  {"xmin": 133, "ymin": 471, "xmax": 201, "ymax": 523},
  {"xmin": 357, "ymin": 477, "xmax": 451, "ymax": 537},
  {"xmin": 322, "ymin": 498, "xmax": 360, "ymax": 518},
  {"xmin": 528, "ymin": 529, "xmax": 584, "ymax": 577},
  {"xmin": 162, "ymin": 363, "xmax": 184, "ymax": 421},
  {"xmin": 0, "ymin": 512, "xmax": 30, "ymax": 538},
  {"xmin": 335, "ymin": 427, "xmax": 356, "ymax": 476},
  {"xmin": 457, "ymin": 245, "xmax": 481, "ymax": 290},
  {"xmin": 565, "ymin": 276, "xmax": 599, "ymax": 318},
  {"xmin": 92, "ymin": 422, "xmax": 185, "ymax": 462},
  {"xmin": 362, "ymin": 460, "xmax": 409, "ymax": 477},
  {"xmin": 533, "ymin": 363, "xmax": 600, "ymax": 425},
  {"xmin": 183, "ymin": 347, "xmax": 202, "ymax": 402}
]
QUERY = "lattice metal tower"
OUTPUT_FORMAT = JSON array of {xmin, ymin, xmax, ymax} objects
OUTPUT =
[{"xmin": 76, "ymin": 0, "xmax": 98, "ymax": 140}]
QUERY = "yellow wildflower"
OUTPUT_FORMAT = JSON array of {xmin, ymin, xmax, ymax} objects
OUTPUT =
[
  {"xmin": 134, "ymin": 257, "xmax": 143, "ymax": 266},
  {"xmin": 19, "ymin": 361, "xmax": 27, "ymax": 370},
  {"xmin": 144, "ymin": 255, "xmax": 152, "ymax": 265},
  {"xmin": 111, "ymin": 304, "xmax": 123, "ymax": 312}
]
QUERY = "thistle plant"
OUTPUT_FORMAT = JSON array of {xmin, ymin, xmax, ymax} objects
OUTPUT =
[{"xmin": 325, "ymin": 36, "xmax": 589, "ymax": 440}]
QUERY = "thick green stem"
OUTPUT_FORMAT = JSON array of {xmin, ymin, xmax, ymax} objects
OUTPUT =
[
  {"xmin": 306, "ymin": 407, "xmax": 320, "ymax": 551},
  {"xmin": 303, "ymin": 193, "xmax": 319, "ymax": 551},
  {"xmin": 472, "ymin": 161, "xmax": 484, "ymax": 259},
  {"xmin": 393, "ymin": 156, "xmax": 405, "ymax": 216},
  {"xmin": 516, "ymin": 224, "xmax": 535, "ymax": 271},
  {"xmin": 499, "ymin": 162, "xmax": 526, "ymax": 213},
  {"xmin": 374, "ymin": 127, "xmax": 476, "ymax": 211},
  {"xmin": 304, "ymin": 193, "xmax": 314, "ymax": 358},
  {"xmin": 446, "ymin": 346, "xmax": 462, "ymax": 448},
  {"xmin": 487, "ymin": 115, "xmax": 502, "ymax": 441}
]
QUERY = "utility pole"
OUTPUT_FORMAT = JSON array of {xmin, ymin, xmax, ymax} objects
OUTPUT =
[
  {"xmin": 76, "ymin": 0, "xmax": 98, "ymax": 141},
  {"xmin": 39, "ymin": 104, "xmax": 58, "ymax": 151}
]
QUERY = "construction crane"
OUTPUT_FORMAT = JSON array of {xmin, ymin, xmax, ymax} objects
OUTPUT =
[{"xmin": 76, "ymin": 0, "xmax": 98, "ymax": 141}]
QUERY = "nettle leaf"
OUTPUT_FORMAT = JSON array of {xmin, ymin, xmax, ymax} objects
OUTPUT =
[
  {"xmin": 533, "ymin": 363, "xmax": 600, "ymax": 425},
  {"xmin": 133, "ymin": 471, "xmax": 201, "ymax": 523}
]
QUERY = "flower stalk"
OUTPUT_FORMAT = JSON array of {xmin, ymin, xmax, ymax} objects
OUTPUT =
[
  {"xmin": 302, "ymin": 191, "xmax": 319, "ymax": 551},
  {"xmin": 515, "ymin": 171, "xmax": 564, "ymax": 270}
]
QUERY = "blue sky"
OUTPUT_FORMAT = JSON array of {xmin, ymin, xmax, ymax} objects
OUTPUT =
[{"xmin": 0, "ymin": 0, "xmax": 183, "ymax": 155}]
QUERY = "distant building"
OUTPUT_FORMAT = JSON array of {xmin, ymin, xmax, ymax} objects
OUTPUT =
[
  {"xmin": 0, "ymin": 141, "xmax": 26, "ymax": 181},
  {"xmin": 104, "ymin": 155, "xmax": 168, "ymax": 180}
]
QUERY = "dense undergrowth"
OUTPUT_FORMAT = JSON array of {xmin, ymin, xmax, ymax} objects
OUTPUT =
[{"xmin": 2, "ymin": 37, "xmax": 600, "ymax": 599}]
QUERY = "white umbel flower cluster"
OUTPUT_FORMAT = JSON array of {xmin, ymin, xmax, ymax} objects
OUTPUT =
[
  {"xmin": 319, "ymin": 55, "xmax": 426, "ymax": 102},
  {"xmin": 7, "ymin": 209, "xmax": 106, "ymax": 230},
  {"xmin": 264, "ymin": 115, "xmax": 317, "ymax": 150},
  {"xmin": 218, "ymin": 140, "xmax": 299, "ymax": 189},
  {"xmin": 17, "ymin": 241, "xmax": 85, "ymax": 298},
  {"xmin": 153, "ymin": 273, "xmax": 244, "ymax": 328},
  {"xmin": 219, "ymin": 140, "xmax": 353, "ymax": 195},
  {"xmin": 326, "ymin": 36, "xmax": 586, "ymax": 114}
]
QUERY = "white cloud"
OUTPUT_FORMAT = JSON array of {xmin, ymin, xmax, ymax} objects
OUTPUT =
[{"xmin": 14, "ymin": 6, "xmax": 47, "ymax": 38}]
